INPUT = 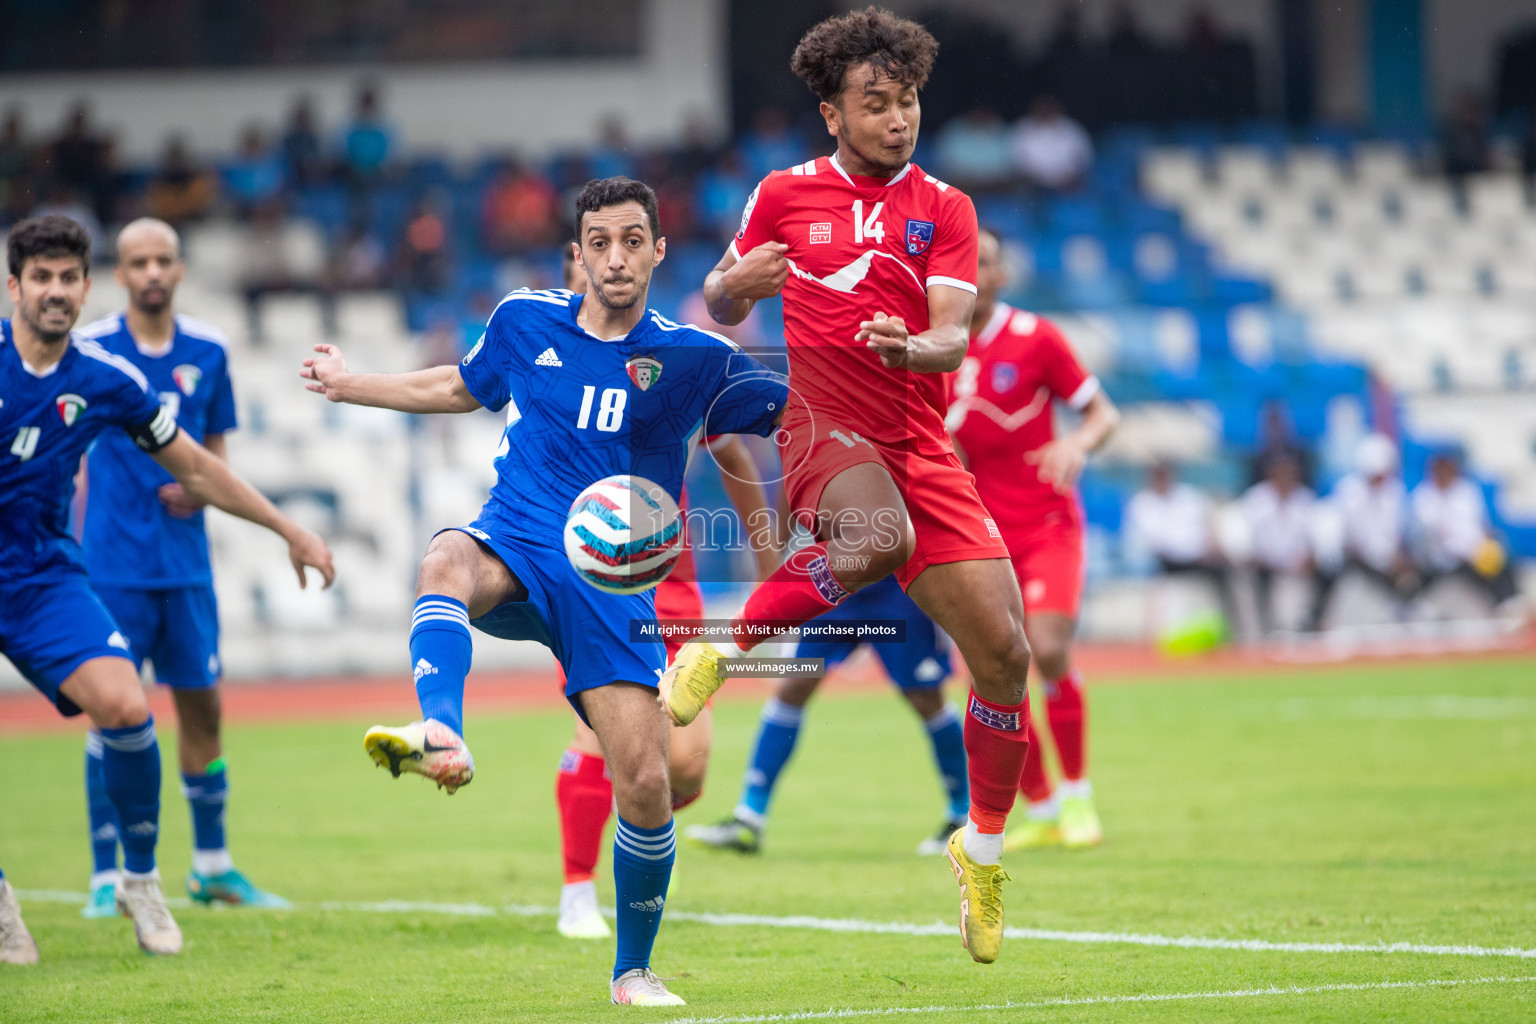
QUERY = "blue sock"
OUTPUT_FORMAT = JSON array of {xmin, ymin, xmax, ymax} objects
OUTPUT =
[
  {"xmin": 410, "ymin": 595, "xmax": 473, "ymax": 737},
  {"xmin": 99, "ymin": 717, "xmax": 161, "ymax": 875},
  {"xmin": 611, "ymin": 816, "xmax": 675, "ymax": 979},
  {"xmin": 182, "ymin": 765, "xmax": 229, "ymax": 860},
  {"xmin": 84, "ymin": 733, "xmax": 120, "ymax": 874},
  {"xmin": 737, "ymin": 699, "xmax": 803, "ymax": 823},
  {"xmin": 924, "ymin": 704, "xmax": 970, "ymax": 822}
]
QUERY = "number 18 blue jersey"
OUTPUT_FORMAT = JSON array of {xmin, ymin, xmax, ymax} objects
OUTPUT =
[{"xmin": 457, "ymin": 288, "xmax": 787, "ymax": 545}]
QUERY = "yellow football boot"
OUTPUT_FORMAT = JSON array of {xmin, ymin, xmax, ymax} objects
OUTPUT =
[
  {"xmin": 657, "ymin": 639, "xmax": 726, "ymax": 726},
  {"xmin": 945, "ymin": 827, "xmax": 1011, "ymax": 964}
]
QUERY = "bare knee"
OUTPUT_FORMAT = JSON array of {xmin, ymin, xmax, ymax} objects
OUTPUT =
[
  {"xmin": 173, "ymin": 689, "xmax": 221, "ymax": 744},
  {"xmin": 903, "ymin": 687, "xmax": 945, "ymax": 720},
  {"xmin": 775, "ymin": 676, "xmax": 821, "ymax": 707},
  {"xmin": 614, "ymin": 757, "xmax": 671, "ymax": 827},
  {"xmin": 669, "ymin": 752, "xmax": 708, "ymax": 802},
  {"xmin": 968, "ymin": 623, "xmax": 1032, "ymax": 704},
  {"xmin": 92, "ymin": 685, "xmax": 151, "ymax": 731},
  {"xmin": 416, "ymin": 535, "xmax": 473, "ymax": 595},
  {"xmin": 1030, "ymin": 639, "xmax": 1071, "ymax": 681}
]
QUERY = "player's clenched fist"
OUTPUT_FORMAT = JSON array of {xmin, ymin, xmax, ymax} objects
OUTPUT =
[
  {"xmin": 858, "ymin": 311, "xmax": 910, "ymax": 369},
  {"xmin": 300, "ymin": 343, "xmax": 348, "ymax": 401},
  {"xmin": 722, "ymin": 242, "xmax": 790, "ymax": 300}
]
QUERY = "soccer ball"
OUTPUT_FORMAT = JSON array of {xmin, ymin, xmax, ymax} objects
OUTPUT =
[{"xmin": 563, "ymin": 475, "xmax": 683, "ymax": 594}]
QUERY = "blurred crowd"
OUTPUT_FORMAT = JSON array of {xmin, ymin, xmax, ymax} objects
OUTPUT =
[{"xmin": 1126, "ymin": 435, "xmax": 1525, "ymax": 639}]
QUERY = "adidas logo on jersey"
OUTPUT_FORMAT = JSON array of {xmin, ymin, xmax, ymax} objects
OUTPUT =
[
  {"xmin": 413, "ymin": 658, "xmax": 438, "ymax": 681},
  {"xmin": 628, "ymin": 896, "xmax": 666, "ymax": 912},
  {"xmin": 108, "ymin": 631, "xmax": 130, "ymax": 650},
  {"xmin": 535, "ymin": 348, "xmax": 563, "ymax": 367}
]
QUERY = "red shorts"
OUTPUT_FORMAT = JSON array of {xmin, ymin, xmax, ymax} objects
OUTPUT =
[
  {"xmin": 780, "ymin": 409, "xmax": 1008, "ymax": 587},
  {"xmin": 653, "ymin": 547, "xmax": 705, "ymax": 661},
  {"xmin": 1001, "ymin": 510, "xmax": 1084, "ymax": 618}
]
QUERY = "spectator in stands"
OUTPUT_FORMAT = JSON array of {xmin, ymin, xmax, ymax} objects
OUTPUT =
[
  {"xmin": 1441, "ymin": 91, "xmax": 1491, "ymax": 186},
  {"xmin": 589, "ymin": 116, "xmax": 637, "ymax": 182},
  {"xmin": 695, "ymin": 148, "xmax": 754, "ymax": 243},
  {"xmin": 144, "ymin": 134, "xmax": 218, "ymax": 226},
  {"xmin": 480, "ymin": 159, "xmax": 560, "ymax": 255},
  {"xmin": 0, "ymin": 107, "xmax": 36, "ymax": 222},
  {"xmin": 1010, "ymin": 95, "xmax": 1093, "ymax": 193},
  {"xmin": 1241, "ymin": 452, "xmax": 1320, "ymax": 635},
  {"xmin": 281, "ymin": 97, "xmax": 328, "ymax": 188},
  {"xmin": 1125, "ymin": 460, "xmax": 1236, "ymax": 623},
  {"xmin": 1311, "ymin": 433, "xmax": 1417, "ymax": 628},
  {"xmin": 935, "ymin": 108, "xmax": 1013, "ymax": 193},
  {"xmin": 396, "ymin": 196, "xmax": 451, "ymax": 297},
  {"xmin": 223, "ymin": 125, "xmax": 287, "ymax": 216},
  {"xmin": 239, "ymin": 197, "xmax": 301, "ymax": 343},
  {"xmin": 342, "ymin": 83, "xmax": 394, "ymax": 184},
  {"xmin": 642, "ymin": 153, "xmax": 699, "ymax": 242},
  {"xmin": 326, "ymin": 224, "xmax": 388, "ymax": 293},
  {"xmin": 1411, "ymin": 452, "xmax": 1522, "ymax": 613},
  {"xmin": 47, "ymin": 101, "xmax": 113, "ymax": 222},
  {"xmin": 739, "ymin": 107, "xmax": 805, "ymax": 181}
]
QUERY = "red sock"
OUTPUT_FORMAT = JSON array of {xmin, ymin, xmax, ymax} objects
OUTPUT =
[
  {"xmin": 1017, "ymin": 715, "xmax": 1054, "ymax": 803},
  {"xmin": 556, "ymin": 748, "xmax": 613, "ymax": 884},
  {"xmin": 962, "ymin": 690, "xmax": 1031, "ymax": 834},
  {"xmin": 1044, "ymin": 671, "xmax": 1087, "ymax": 781},
  {"xmin": 728, "ymin": 542, "xmax": 851, "ymax": 652},
  {"xmin": 671, "ymin": 788, "xmax": 703, "ymax": 811}
]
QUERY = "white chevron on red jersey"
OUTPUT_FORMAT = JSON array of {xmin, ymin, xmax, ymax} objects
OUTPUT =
[
  {"xmin": 732, "ymin": 154, "xmax": 978, "ymax": 453},
  {"xmin": 947, "ymin": 303, "xmax": 1099, "ymax": 535}
]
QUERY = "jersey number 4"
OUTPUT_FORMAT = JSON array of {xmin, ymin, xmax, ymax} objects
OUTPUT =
[
  {"xmin": 576, "ymin": 385, "xmax": 626, "ymax": 432},
  {"xmin": 852, "ymin": 200, "xmax": 885, "ymax": 244},
  {"xmin": 9, "ymin": 426, "xmax": 40, "ymax": 462}
]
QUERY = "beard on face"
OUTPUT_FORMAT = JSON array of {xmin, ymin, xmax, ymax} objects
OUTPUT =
[
  {"xmin": 25, "ymin": 298, "xmax": 76, "ymax": 344},
  {"xmin": 587, "ymin": 272, "xmax": 641, "ymax": 311},
  {"xmin": 133, "ymin": 286, "xmax": 170, "ymax": 314}
]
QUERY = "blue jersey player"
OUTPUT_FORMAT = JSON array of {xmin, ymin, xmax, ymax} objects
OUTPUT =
[
  {"xmin": 0, "ymin": 216, "xmax": 333, "ymax": 964},
  {"xmin": 75, "ymin": 217, "xmax": 287, "ymax": 917},
  {"xmin": 687, "ymin": 576, "xmax": 969, "ymax": 856},
  {"xmin": 300, "ymin": 178, "xmax": 787, "ymax": 1007}
]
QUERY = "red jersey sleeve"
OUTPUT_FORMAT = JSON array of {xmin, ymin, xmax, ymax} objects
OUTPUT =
[
  {"xmin": 1035, "ymin": 317, "xmax": 1098, "ymax": 409},
  {"xmin": 924, "ymin": 189, "xmax": 979, "ymax": 294},
  {"xmin": 729, "ymin": 175, "xmax": 780, "ymax": 260}
]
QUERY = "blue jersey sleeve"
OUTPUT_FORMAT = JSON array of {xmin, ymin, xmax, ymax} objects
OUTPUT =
[
  {"xmin": 456, "ymin": 302, "xmax": 518, "ymax": 413},
  {"xmin": 702, "ymin": 348, "xmax": 788, "ymax": 438},
  {"xmin": 206, "ymin": 348, "xmax": 238, "ymax": 435},
  {"xmin": 93, "ymin": 350, "xmax": 179, "ymax": 453}
]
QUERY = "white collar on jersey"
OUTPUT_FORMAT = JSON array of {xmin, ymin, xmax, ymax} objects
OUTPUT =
[
  {"xmin": 829, "ymin": 153, "xmax": 912, "ymax": 188},
  {"xmin": 973, "ymin": 301, "xmax": 1013, "ymax": 349}
]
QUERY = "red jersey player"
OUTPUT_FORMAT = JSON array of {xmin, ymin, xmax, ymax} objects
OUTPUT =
[
  {"xmin": 947, "ymin": 228, "xmax": 1120, "ymax": 853},
  {"xmin": 659, "ymin": 9, "xmax": 1034, "ymax": 964},
  {"xmin": 553, "ymin": 248, "xmax": 783, "ymax": 940}
]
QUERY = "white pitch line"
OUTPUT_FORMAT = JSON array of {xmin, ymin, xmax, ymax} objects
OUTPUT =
[
  {"xmin": 662, "ymin": 974, "xmax": 1536, "ymax": 1024},
  {"xmin": 18, "ymin": 891, "xmax": 1536, "ymax": 959}
]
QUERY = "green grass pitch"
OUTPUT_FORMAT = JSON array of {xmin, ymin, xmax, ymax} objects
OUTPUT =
[{"xmin": 2, "ymin": 657, "xmax": 1535, "ymax": 1022}]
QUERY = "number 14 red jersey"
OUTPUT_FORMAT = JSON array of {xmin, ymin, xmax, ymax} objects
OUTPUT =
[{"xmin": 732, "ymin": 155, "xmax": 979, "ymax": 454}]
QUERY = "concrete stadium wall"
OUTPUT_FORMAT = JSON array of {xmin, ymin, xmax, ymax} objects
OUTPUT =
[{"xmin": 0, "ymin": 0, "xmax": 728, "ymax": 162}]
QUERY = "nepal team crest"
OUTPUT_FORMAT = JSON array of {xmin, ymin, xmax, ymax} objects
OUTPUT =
[
  {"xmin": 905, "ymin": 219, "xmax": 935, "ymax": 256},
  {"xmin": 626, "ymin": 355, "xmax": 663, "ymax": 391}
]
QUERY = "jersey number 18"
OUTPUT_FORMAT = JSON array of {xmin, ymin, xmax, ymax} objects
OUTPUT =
[{"xmin": 576, "ymin": 385, "xmax": 626, "ymax": 432}]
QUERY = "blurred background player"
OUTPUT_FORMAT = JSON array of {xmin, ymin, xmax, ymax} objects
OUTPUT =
[
  {"xmin": 552, "ymin": 245, "xmax": 784, "ymax": 940},
  {"xmin": 0, "ymin": 216, "xmax": 333, "ymax": 961},
  {"xmin": 299, "ymin": 178, "xmax": 788, "ymax": 1006},
  {"xmin": 686, "ymin": 574, "xmax": 968, "ymax": 856},
  {"xmin": 1412, "ymin": 450, "xmax": 1523, "ymax": 615},
  {"xmin": 74, "ymin": 218, "xmax": 287, "ymax": 917},
  {"xmin": 947, "ymin": 227, "xmax": 1120, "ymax": 851},
  {"xmin": 668, "ymin": 9, "xmax": 1035, "ymax": 965}
]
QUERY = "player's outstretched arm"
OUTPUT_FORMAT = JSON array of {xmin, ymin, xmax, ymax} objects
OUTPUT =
[
  {"xmin": 1027, "ymin": 390, "xmax": 1121, "ymax": 495},
  {"xmin": 704, "ymin": 243, "xmax": 789, "ymax": 327},
  {"xmin": 150, "ymin": 432, "xmax": 336, "ymax": 589},
  {"xmin": 299, "ymin": 344, "xmax": 483, "ymax": 414},
  {"xmin": 858, "ymin": 284, "xmax": 974, "ymax": 373}
]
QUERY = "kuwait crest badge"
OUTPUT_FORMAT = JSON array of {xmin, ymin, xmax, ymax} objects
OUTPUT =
[
  {"xmin": 626, "ymin": 355, "xmax": 662, "ymax": 391},
  {"xmin": 173, "ymin": 364, "xmax": 202, "ymax": 396},
  {"xmin": 56, "ymin": 393, "xmax": 88, "ymax": 426}
]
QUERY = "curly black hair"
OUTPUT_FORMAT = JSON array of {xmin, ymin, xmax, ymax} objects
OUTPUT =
[
  {"xmin": 574, "ymin": 176, "xmax": 660, "ymax": 242},
  {"xmin": 789, "ymin": 6, "xmax": 939, "ymax": 104},
  {"xmin": 7, "ymin": 215, "xmax": 91, "ymax": 277}
]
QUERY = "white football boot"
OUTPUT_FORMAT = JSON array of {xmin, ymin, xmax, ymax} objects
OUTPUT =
[
  {"xmin": 117, "ymin": 873, "xmax": 183, "ymax": 955},
  {"xmin": 363, "ymin": 719, "xmax": 475, "ymax": 794},
  {"xmin": 610, "ymin": 967, "xmax": 686, "ymax": 1006}
]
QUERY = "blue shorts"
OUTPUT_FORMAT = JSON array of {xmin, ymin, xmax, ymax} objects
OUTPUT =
[
  {"xmin": 794, "ymin": 576, "xmax": 950, "ymax": 690},
  {"xmin": 93, "ymin": 585, "xmax": 221, "ymax": 690},
  {"xmin": 0, "ymin": 575, "xmax": 136, "ymax": 717},
  {"xmin": 447, "ymin": 520, "xmax": 666, "ymax": 725}
]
